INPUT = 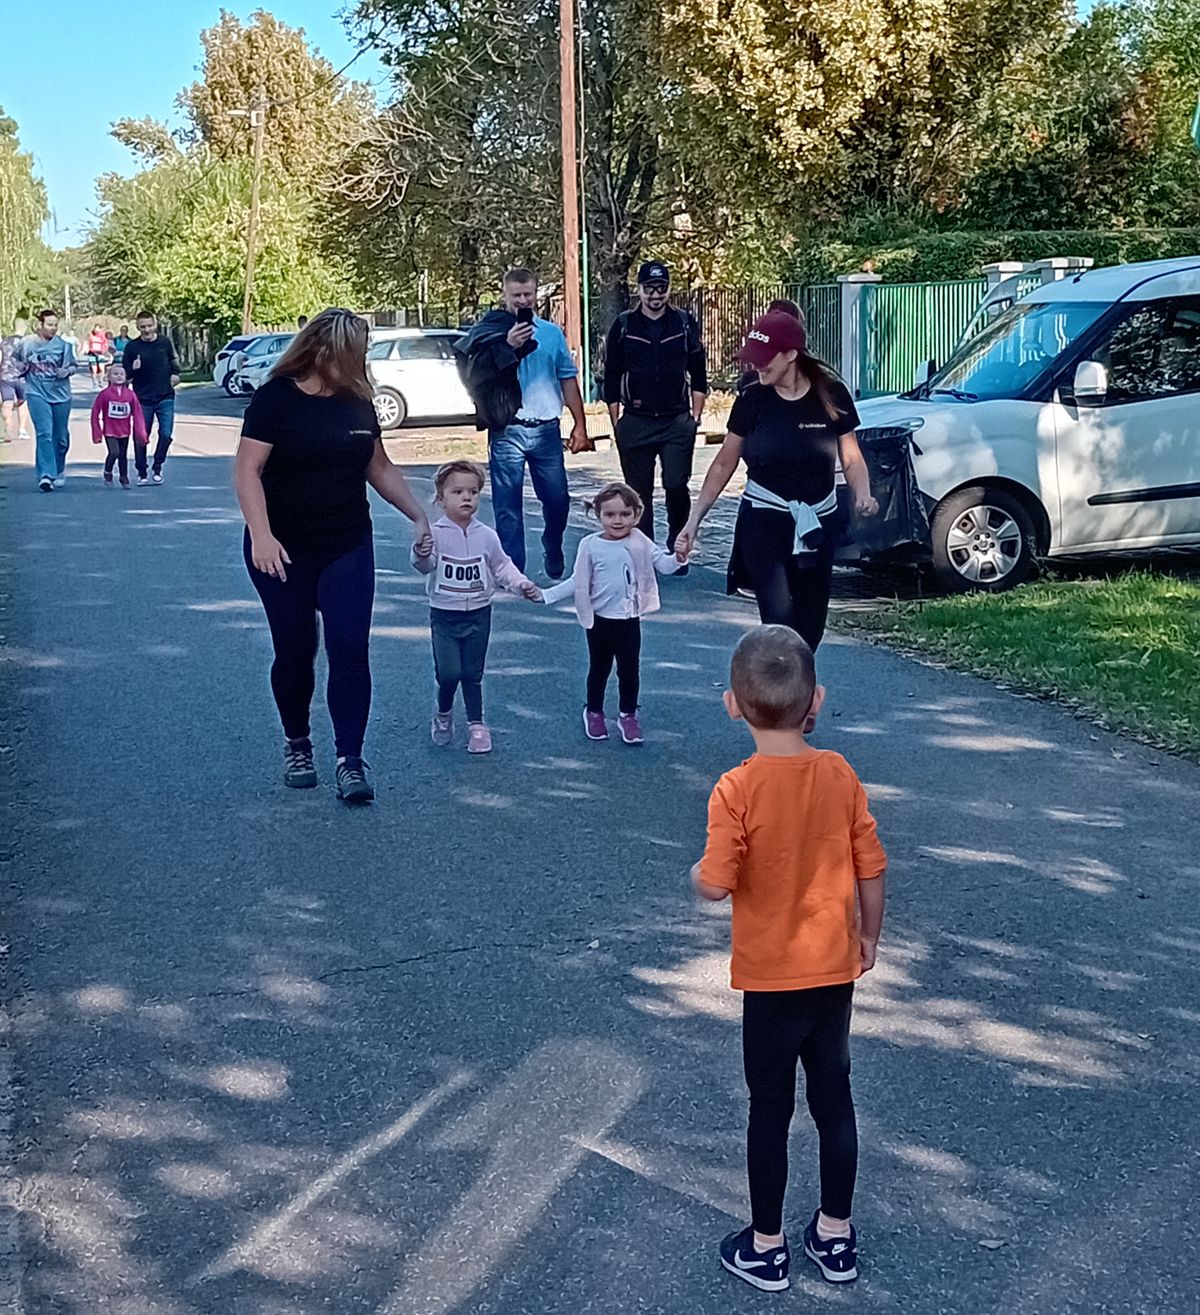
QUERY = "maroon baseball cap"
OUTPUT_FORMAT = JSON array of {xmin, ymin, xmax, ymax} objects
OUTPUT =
[{"xmin": 738, "ymin": 311, "xmax": 808, "ymax": 370}]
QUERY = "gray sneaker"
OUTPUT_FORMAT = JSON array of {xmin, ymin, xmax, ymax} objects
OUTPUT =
[{"xmin": 283, "ymin": 738, "xmax": 318, "ymax": 789}]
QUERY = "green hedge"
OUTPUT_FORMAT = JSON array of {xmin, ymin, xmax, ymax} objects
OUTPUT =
[{"xmin": 792, "ymin": 228, "xmax": 1200, "ymax": 284}]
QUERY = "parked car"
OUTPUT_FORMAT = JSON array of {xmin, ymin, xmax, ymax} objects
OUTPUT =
[
  {"xmin": 855, "ymin": 256, "xmax": 1200, "ymax": 592},
  {"xmin": 228, "ymin": 333, "xmax": 295, "ymax": 396},
  {"xmin": 214, "ymin": 335, "xmax": 261, "ymax": 395},
  {"xmin": 367, "ymin": 328, "xmax": 475, "ymax": 430}
]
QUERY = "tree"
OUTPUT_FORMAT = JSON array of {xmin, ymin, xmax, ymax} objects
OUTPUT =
[
  {"xmin": 180, "ymin": 8, "xmax": 372, "ymax": 178},
  {"xmin": 87, "ymin": 154, "xmax": 354, "ymax": 337},
  {"xmin": 0, "ymin": 107, "xmax": 57, "ymax": 326}
]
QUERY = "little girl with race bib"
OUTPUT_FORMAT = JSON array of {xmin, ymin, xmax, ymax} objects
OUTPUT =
[
  {"xmin": 542, "ymin": 481, "xmax": 685, "ymax": 745},
  {"xmin": 413, "ymin": 461, "xmax": 541, "ymax": 754}
]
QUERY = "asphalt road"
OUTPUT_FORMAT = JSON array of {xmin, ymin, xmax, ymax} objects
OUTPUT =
[{"xmin": 2, "ymin": 385, "xmax": 1199, "ymax": 1314}]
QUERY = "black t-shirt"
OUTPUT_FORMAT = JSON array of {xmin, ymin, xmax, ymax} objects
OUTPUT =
[
  {"xmin": 727, "ymin": 378, "xmax": 859, "ymax": 505},
  {"xmin": 242, "ymin": 377, "xmax": 379, "ymax": 555},
  {"xmin": 121, "ymin": 335, "xmax": 179, "ymax": 402}
]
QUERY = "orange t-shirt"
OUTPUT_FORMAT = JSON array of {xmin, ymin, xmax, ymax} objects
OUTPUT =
[{"xmin": 700, "ymin": 750, "xmax": 887, "ymax": 991}]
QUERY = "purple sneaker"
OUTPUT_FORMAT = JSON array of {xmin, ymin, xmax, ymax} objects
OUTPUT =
[
  {"xmin": 431, "ymin": 711, "xmax": 453, "ymax": 746},
  {"xmin": 583, "ymin": 708, "xmax": 608, "ymax": 741},
  {"xmin": 617, "ymin": 712, "xmax": 644, "ymax": 745}
]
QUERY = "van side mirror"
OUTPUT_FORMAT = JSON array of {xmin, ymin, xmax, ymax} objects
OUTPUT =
[
  {"xmin": 1073, "ymin": 360, "xmax": 1108, "ymax": 407},
  {"xmin": 913, "ymin": 359, "xmax": 934, "ymax": 388}
]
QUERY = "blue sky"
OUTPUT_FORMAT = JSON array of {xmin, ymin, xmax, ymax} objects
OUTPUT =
[
  {"xmin": 4, "ymin": 3, "xmax": 387, "ymax": 247},
  {"xmin": 10, "ymin": 2, "xmax": 1099, "ymax": 250}
]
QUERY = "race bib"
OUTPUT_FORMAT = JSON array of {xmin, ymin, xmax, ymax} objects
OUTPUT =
[
  {"xmin": 434, "ymin": 553, "xmax": 486, "ymax": 597},
  {"xmin": 107, "ymin": 401, "xmax": 131, "ymax": 419}
]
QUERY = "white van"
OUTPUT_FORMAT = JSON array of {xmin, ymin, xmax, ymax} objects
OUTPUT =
[{"xmin": 855, "ymin": 257, "xmax": 1200, "ymax": 591}]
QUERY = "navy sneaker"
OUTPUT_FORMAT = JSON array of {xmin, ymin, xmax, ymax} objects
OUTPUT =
[
  {"xmin": 543, "ymin": 548, "xmax": 565, "ymax": 580},
  {"xmin": 719, "ymin": 1225, "xmax": 789, "ymax": 1292},
  {"xmin": 336, "ymin": 756, "xmax": 375, "ymax": 803},
  {"xmin": 802, "ymin": 1212, "xmax": 858, "ymax": 1283}
]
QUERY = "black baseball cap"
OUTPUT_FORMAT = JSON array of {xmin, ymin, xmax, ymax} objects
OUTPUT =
[{"xmin": 637, "ymin": 261, "xmax": 670, "ymax": 286}]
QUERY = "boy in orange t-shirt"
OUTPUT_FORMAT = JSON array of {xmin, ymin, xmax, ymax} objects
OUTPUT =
[{"xmin": 693, "ymin": 625, "xmax": 886, "ymax": 1293}]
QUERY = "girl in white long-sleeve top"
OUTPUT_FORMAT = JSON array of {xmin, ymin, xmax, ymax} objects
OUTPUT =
[
  {"xmin": 542, "ymin": 481, "xmax": 685, "ymax": 745},
  {"xmin": 413, "ymin": 461, "xmax": 542, "ymax": 754}
]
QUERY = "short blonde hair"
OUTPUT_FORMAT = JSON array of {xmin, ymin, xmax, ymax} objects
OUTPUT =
[{"xmin": 435, "ymin": 460, "xmax": 487, "ymax": 498}]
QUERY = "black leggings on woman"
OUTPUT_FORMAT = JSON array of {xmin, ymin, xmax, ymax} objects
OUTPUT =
[
  {"xmin": 735, "ymin": 504, "xmax": 837, "ymax": 651},
  {"xmin": 585, "ymin": 616, "xmax": 641, "ymax": 715},
  {"xmin": 245, "ymin": 529, "xmax": 375, "ymax": 758},
  {"xmin": 743, "ymin": 983, "xmax": 857, "ymax": 1235}
]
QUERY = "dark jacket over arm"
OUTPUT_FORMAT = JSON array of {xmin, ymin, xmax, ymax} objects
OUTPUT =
[{"xmin": 453, "ymin": 310, "xmax": 535, "ymax": 431}]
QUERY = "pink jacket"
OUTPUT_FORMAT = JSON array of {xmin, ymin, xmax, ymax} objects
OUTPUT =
[
  {"xmin": 543, "ymin": 529, "xmax": 681, "ymax": 628},
  {"xmin": 90, "ymin": 385, "xmax": 147, "ymax": 444},
  {"xmin": 413, "ymin": 514, "xmax": 534, "ymax": 611}
]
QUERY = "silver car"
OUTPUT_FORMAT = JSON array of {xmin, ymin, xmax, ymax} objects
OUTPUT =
[{"xmin": 367, "ymin": 328, "xmax": 475, "ymax": 430}]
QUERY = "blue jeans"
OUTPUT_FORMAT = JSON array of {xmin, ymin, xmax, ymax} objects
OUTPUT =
[
  {"xmin": 136, "ymin": 395, "xmax": 175, "ymax": 476},
  {"xmin": 487, "ymin": 420, "xmax": 570, "ymax": 573},
  {"xmin": 27, "ymin": 395, "xmax": 72, "ymax": 482}
]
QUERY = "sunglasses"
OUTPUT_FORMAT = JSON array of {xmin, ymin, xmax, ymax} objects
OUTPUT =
[{"xmin": 641, "ymin": 282, "xmax": 669, "ymax": 294}]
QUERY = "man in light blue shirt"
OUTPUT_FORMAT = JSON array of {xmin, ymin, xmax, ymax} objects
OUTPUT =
[{"xmin": 489, "ymin": 268, "xmax": 588, "ymax": 577}]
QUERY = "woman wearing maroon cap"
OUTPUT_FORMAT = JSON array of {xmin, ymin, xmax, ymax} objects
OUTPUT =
[{"xmin": 674, "ymin": 311, "xmax": 877, "ymax": 650}]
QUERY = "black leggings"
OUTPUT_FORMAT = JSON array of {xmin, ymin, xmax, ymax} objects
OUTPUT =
[
  {"xmin": 736, "ymin": 505, "xmax": 837, "ymax": 651},
  {"xmin": 585, "ymin": 616, "xmax": 640, "ymax": 715},
  {"xmin": 616, "ymin": 414, "xmax": 696, "ymax": 549},
  {"xmin": 245, "ymin": 529, "xmax": 375, "ymax": 758},
  {"xmin": 430, "ymin": 606, "xmax": 491, "ymax": 722},
  {"xmin": 743, "ymin": 983, "xmax": 857, "ymax": 1235},
  {"xmin": 103, "ymin": 436, "xmax": 129, "ymax": 480}
]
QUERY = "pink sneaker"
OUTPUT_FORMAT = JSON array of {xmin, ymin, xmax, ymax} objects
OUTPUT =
[
  {"xmin": 431, "ymin": 710, "xmax": 453, "ymax": 746},
  {"xmin": 583, "ymin": 708, "xmax": 608, "ymax": 741},
  {"xmin": 467, "ymin": 722, "xmax": 492, "ymax": 754},
  {"xmin": 617, "ymin": 712, "xmax": 644, "ymax": 745}
]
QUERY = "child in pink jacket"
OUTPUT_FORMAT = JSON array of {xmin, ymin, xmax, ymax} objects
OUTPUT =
[
  {"xmin": 541, "ymin": 481, "xmax": 685, "ymax": 745},
  {"xmin": 90, "ymin": 363, "xmax": 146, "ymax": 488},
  {"xmin": 413, "ymin": 461, "xmax": 542, "ymax": 754}
]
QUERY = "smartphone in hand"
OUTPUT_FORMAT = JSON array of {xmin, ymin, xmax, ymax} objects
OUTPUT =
[{"xmin": 516, "ymin": 307, "xmax": 534, "ymax": 325}]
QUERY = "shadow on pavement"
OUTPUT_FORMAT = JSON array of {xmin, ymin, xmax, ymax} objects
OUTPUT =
[{"xmin": 5, "ymin": 455, "xmax": 1200, "ymax": 1314}]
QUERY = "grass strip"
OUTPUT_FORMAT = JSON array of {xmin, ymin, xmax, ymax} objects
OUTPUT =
[{"xmin": 852, "ymin": 570, "xmax": 1200, "ymax": 757}]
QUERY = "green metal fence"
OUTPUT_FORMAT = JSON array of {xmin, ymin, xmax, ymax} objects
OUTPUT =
[
  {"xmin": 859, "ymin": 279, "xmax": 986, "ymax": 397},
  {"xmin": 797, "ymin": 284, "xmax": 840, "ymax": 369}
]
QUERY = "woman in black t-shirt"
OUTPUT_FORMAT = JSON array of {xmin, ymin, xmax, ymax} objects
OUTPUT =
[
  {"xmin": 674, "ymin": 311, "xmax": 877, "ymax": 651},
  {"xmin": 234, "ymin": 309, "xmax": 432, "ymax": 802}
]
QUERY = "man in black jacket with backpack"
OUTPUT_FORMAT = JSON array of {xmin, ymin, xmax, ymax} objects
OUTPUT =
[{"xmin": 603, "ymin": 261, "xmax": 708, "ymax": 553}]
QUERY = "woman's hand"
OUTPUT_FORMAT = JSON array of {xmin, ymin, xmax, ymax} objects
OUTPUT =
[
  {"xmin": 251, "ymin": 534, "xmax": 291, "ymax": 582},
  {"xmin": 855, "ymin": 493, "xmax": 880, "ymax": 518},
  {"xmin": 674, "ymin": 522, "xmax": 698, "ymax": 562},
  {"xmin": 412, "ymin": 517, "xmax": 434, "ymax": 558}
]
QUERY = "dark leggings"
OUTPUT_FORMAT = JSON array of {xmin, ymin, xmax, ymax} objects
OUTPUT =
[
  {"xmin": 743, "ymin": 983, "xmax": 857, "ymax": 1235},
  {"xmin": 585, "ymin": 616, "xmax": 641, "ymax": 715},
  {"xmin": 737, "ymin": 506, "xmax": 837, "ymax": 651},
  {"xmin": 430, "ymin": 606, "xmax": 492, "ymax": 722},
  {"xmin": 245, "ymin": 529, "xmax": 375, "ymax": 758},
  {"xmin": 103, "ymin": 436, "xmax": 129, "ymax": 480}
]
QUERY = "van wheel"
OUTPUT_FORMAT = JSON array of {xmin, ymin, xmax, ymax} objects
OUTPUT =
[
  {"xmin": 931, "ymin": 486, "xmax": 1038, "ymax": 593},
  {"xmin": 373, "ymin": 389, "xmax": 407, "ymax": 430}
]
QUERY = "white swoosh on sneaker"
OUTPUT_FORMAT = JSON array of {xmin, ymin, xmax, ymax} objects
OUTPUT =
[{"xmin": 734, "ymin": 1251, "xmax": 769, "ymax": 1270}]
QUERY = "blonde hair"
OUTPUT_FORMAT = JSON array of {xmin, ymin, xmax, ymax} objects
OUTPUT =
[
  {"xmin": 435, "ymin": 460, "xmax": 487, "ymax": 498},
  {"xmin": 586, "ymin": 481, "xmax": 643, "ymax": 520},
  {"xmin": 272, "ymin": 308, "xmax": 373, "ymax": 402}
]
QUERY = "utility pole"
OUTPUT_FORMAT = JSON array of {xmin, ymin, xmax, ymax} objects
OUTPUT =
[
  {"xmin": 559, "ymin": 0, "xmax": 582, "ymax": 364},
  {"xmin": 240, "ymin": 88, "xmax": 268, "ymax": 334}
]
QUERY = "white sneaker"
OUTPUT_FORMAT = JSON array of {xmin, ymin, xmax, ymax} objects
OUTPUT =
[
  {"xmin": 137, "ymin": 475, "xmax": 149, "ymax": 486},
  {"xmin": 18, "ymin": 429, "xmax": 30, "ymax": 441},
  {"xmin": 151, "ymin": 471, "xmax": 164, "ymax": 485},
  {"xmin": 52, "ymin": 478, "xmax": 65, "ymax": 489}
]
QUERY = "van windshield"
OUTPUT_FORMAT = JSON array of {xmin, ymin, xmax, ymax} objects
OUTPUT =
[{"xmin": 927, "ymin": 300, "xmax": 1107, "ymax": 401}]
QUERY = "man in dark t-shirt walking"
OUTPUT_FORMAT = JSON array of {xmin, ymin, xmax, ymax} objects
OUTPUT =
[
  {"xmin": 121, "ymin": 311, "xmax": 180, "ymax": 485},
  {"xmin": 603, "ymin": 261, "xmax": 708, "ymax": 554}
]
